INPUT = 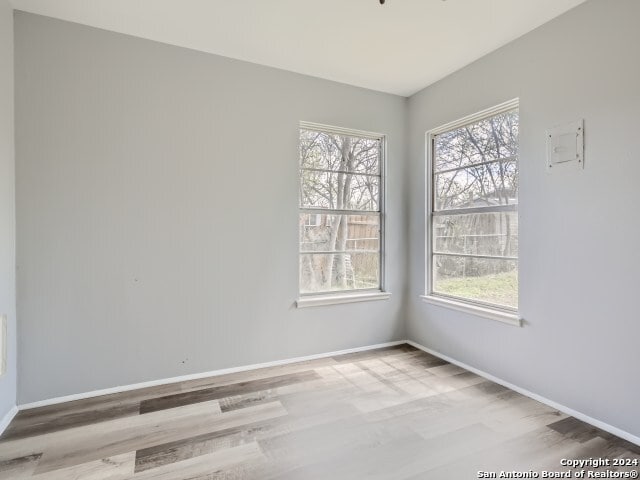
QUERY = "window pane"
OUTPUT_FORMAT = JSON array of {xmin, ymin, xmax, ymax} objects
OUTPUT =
[
  {"xmin": 433, "ymin": 255, "xmax": 517, "ymax": 308},
  {"xmin": 434, "ymin": 159, "xmax": 517, "ymax": 211},
  {"xmin": 299, "ymin": 125, "xmax": 383, "ymax": 296},
  {"xmin": 300, "ymin": 214, "xmax": 379, "ymax": 252},
  {"xmin": 300, "ymin": 172, "xmax": 379, "ymax": 211},
  {"xmin": 434, "ymin": 110, "xmax": 518, "ymax": 172},
  {"xmin": 300, "ymin": 129, "xmax": 380, "ymax": 174},
  {"xmin": 433, "ymin": 212, "xmax": 518, "ymax": 257},
  {"xmin": 350, "ymin": 252, "xmax": 380, "ymax": 290},
  {"xmin": 300, "ymin": 170, "xmax": 335, "ymax": 209},
  {"xmin": 347, "ymin": 174, "xmax": 379, "ymax": 211},
  {"xmin": 300, "ymin": 252, "xmax": 379, "ymax": 294}
]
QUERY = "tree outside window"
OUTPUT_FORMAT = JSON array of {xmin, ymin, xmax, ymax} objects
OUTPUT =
[{"xmin": 299, "ymin": 125, "xmax": 384, "ymax": 295}]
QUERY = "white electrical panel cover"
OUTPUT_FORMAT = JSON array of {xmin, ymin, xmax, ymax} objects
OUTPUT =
[{"xmin": 546, "ymin": 119, "xmax": 584, "ymax": 171}]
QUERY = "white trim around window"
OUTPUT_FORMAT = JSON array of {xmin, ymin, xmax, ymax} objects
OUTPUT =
[
  {"xmin": 424, "ymin": 99, "xmax": 522, "ymax": 325},
  {"xmin": 420, "ymin": 294, "xmax": 522, "ymax": 327},
  {"xmin": 297, "ymin": 122, "xmax": 390, "ymax": 307},
  {"xmin": 297, "ymin": 291, "xmax": 392, "ymax": 308}
]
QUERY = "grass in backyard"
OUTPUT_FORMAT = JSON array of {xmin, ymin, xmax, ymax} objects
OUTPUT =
[{"xmin": 434, "ymin": 270, "xmax": 518, "ymax": 308}]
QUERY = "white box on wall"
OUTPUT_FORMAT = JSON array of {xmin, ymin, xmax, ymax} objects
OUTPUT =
[{"xmin": 546, "ymin": 119, "xmax": 584, "ymax": 171}]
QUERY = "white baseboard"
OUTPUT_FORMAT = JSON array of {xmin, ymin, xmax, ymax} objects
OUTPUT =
[
  {"xmin": 19, "ymin": 340, "xmax": 406, "ymax": 411},
  {"xmin": 406, "ymin": 340, "xmax": 640, "ymax": 447},
  {"xmin": 0, "ymin": 405, "xmax": 18, "ymax": 436}
]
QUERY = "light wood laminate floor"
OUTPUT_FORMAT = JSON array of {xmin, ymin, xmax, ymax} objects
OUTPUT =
[{"xmin": 0, "ymin": 344, "xmax": 637, "ymax": 479}]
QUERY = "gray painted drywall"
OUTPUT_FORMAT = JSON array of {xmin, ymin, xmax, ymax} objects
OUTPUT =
[
  {"xmin": 14, "ymin": 0, "xmax": 639, "ymax": 441},
  {"xmin": 0, "ymin": 0, "xmax": 16, "ymax": 419},
  {"xmin": 407, "ymin": 0, "xmax": 640, "ymax": 437},
  {"xmin": 14, "ymin": 12, "xmax": 408, "ymax": 404}
]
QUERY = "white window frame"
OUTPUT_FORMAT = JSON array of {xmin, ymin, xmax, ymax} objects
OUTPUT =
[
  {"xmin": 421, "ymin": 99, "xmax": 522, "ymax": 326},
  {"xmin": 296, "ymin": 122, "xmax": 391, "ymax": 308}
]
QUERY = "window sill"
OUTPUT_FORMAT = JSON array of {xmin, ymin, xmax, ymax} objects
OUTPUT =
[
  {"xmin": 420, "ymin": 295, "xmax": 522, "ymax": 327},
  {"xmin": 297, "ymin": 291, "xmax": 391, "ymax": 308}
]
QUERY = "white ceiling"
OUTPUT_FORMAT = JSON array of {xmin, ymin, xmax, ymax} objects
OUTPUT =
[{"xmin": 11, "ymin": 0, "xmax": 587, "ymax": 97}]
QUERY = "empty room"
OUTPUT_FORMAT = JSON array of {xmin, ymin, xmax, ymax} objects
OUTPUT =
[{"xmin": 0, "ymin": 0, "xmax": 638, "ymax": 478}]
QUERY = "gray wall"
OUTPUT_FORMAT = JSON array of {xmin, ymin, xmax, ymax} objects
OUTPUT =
[
  {"xmin": 407, "ymin": 0, "xmax": 640, "ymax": 437},
  {"xmin": 15, "ymin": 12, "xmax": 408, "ymax": 404},
  {"xmin": 0, "ymin": 0, "xmax": 16, "ymax": 419},
  {"xmin": 14, "ymin": 0, "xmax": 639, "ymax": 440}
]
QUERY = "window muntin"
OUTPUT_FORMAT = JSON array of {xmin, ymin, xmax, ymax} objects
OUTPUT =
[
  {"xmin": 429, "ymin": 105, "xmax": 519, "ymax": 311},
  {"xmin": 299, "ymin": 125, "xmax": 384, "ymax": 295}
]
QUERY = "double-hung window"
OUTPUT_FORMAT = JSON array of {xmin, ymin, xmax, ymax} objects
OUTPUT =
[
  {"xmin": 298, "ymin": 123, "xmax": 385, "ymax": 299},
  {"xmin": 427, "ymin": 100, "xmax": 519, "ymax": 315}
]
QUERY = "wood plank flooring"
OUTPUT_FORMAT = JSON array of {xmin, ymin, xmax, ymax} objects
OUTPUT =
[{"xmin": 0, "ymin": 344, "xmax": 637, "ymax": 479}]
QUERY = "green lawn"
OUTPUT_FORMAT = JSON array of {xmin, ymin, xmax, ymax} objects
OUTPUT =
[{"xmin": 435, "ymin": 270, "xmax": 518, "ymax": 308}]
